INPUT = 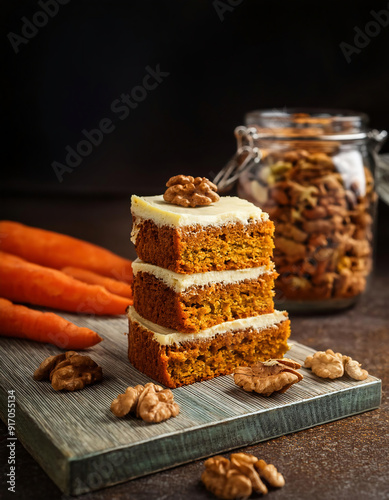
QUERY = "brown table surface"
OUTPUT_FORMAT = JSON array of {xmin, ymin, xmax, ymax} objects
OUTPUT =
[{"xmin": 1, "ymin": 194, "xmax": 388, "ymax": 500}]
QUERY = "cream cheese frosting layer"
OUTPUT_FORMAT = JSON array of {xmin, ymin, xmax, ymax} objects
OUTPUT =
[
  {"xmin": 128, "ymin": 306, "xmax": 287, "ymax": 346},
  {"xmin": 131, "ymin": 195, "xmax": 268, "ymax": 230},
  {"xmin": 132, "ymin": 258, "xmax": 274, "ymax": 293}
]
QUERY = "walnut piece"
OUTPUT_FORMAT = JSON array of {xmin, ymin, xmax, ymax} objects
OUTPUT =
[
  {"xmin": 274, "ymin": 236, "xmax": 306, "ymax": 263},
  {"xmin": 304, "ymin": 349, "xmax": 344, "ymax": 379},
  {"xmin": 50, "ymin": 353, "xmax": 103, "ymax": 391},
  {"xmin": 202, "ymin": 456, "xmax": 252, "ymax": 500},
  {"xmin": 305, "ymin": 349, "xmax": 369, "ymax": 380},
  {"xmin": 137, "ymin": 382, "xmax": 180, "ymax": 423},
  {"xmin": 33, "ymin": 352, "xmax": 71, "ymax": 380},
  {"xmin": 344, "ymin": 357, "xmax": 369, "ymax": 381},
  {"xmin": 110, "ymin": 382, "xmax": 180, "ymax": 423},
  {"xmin": 230, "ymin": 453, "xmax": 267, "ymax": 495},
  {"xmin": 163, "ymin": 175, "xmax": 220, "ymax": 207},
  {"xmin": 234, "ymin": 359, "xmax": 303, "ymax": 396},
  {"xmin": 201, "ymin": 453, "xmax": 285, "ymax": 499},
  {"xmin": 34, "ymin": 351, "xmax": 102, "ymax": 391},
  {"xmin": 110, "ymin": 385, "xmax": 144, "ymax": 417},
  {"xmin": 255, "ymin": 459, "xmax": 285, "ymax": 488}
]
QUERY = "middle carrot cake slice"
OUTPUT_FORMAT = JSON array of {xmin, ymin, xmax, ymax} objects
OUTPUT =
[{"xmin": 132, "ymin": 259, "xmax": 277, "ymax": 333}]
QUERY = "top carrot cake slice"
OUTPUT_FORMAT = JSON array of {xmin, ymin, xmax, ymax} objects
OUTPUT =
[{"xmin": 131, "ymin": 195, "xmax": 274, "ymax": 274}]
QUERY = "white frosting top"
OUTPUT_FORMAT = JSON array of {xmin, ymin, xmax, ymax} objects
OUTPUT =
[
  {"xmin": 132, "ymin": 258, "xmax": 274, "ymax": 293},
  {"xmin": 131, "ymin": 195, "xmax": 267, "ymax": 231},
  {"xmin": 128, "ymin": 306, "xmax": 287, "ymax": 346}
]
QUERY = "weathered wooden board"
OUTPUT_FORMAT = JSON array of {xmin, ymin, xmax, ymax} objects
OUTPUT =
[{"xmin": 0, "ymin": 311, "xmax": 381, "ymax": 495}]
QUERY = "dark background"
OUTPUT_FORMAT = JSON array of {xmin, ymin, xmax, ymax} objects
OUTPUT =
[
  {"xmin": 2, "ymin": 0, "xmax": 389, "ymax": 195},
  {"xmin": 1, "ymin": 4, "xmax": 389, "ymax": 499}
]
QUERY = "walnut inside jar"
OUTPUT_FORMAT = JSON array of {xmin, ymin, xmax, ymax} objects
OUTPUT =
[{"xmin": 251, "ymin": 148, "xmax": 375, "ymax": 302}]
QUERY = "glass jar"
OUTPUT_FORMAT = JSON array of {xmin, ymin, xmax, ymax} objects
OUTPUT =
[{"xmin": 217, "ymin": 109, "xmax": 387, "ymax": 313}]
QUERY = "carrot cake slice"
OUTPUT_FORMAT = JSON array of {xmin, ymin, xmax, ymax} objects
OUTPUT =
[
  {"xmin": 132, "ymin": 259, "xmax": 277, "ymax": 333},
  {"xmin": 131, "ymin": 195, "xmax": 274, "ymax": 274},
  {"xmin": 128, "ymin": 307, "xmax": 291, "ymax": 388}
]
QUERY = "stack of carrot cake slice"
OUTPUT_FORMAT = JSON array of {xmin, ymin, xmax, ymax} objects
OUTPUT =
[{"xmin": 128, "ymin": 180, "xmax": 291, "ymax": 388}]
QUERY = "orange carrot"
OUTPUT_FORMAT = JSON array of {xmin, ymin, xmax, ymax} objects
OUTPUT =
[
  {"xmin": 62, "ymin": 267, "xmax": 133, "ymax": 299},
  {"xmin": 0, "ymin": 298, "xmax": 102, "ymax": 349},
  {"xmin": 0, "ymin": 221, "xmax": 133, "ymax": 283},
  {"xmin": 0, "ymin": 252, "xmax": 131, "ymax": 315}
]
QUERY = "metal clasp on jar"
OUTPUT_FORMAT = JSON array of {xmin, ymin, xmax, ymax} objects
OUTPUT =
[
  {"xmin": 368, "ymin": 129, "xmax": 388, "ymax": 204},
  {"xmin": 213, "ymin": 126, "xmax": 262, "ymax": 193}
]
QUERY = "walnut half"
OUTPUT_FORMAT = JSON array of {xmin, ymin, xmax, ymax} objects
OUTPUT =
[
  {"xmin": 304, "ymin": 349, "xmax": 344, "ymax": 379},
  {"xmin": 305, "ymin": 349, "xmax": 369, "ymax": 381},
  {"xmin": 110, "ymin": 385, "xmax": 144, "ymax": 417},
  {"xmin": 33, "ymin": 351, "xmax": 73, "ymax": 380},
  {"xmin": 201, "ymin": 453, "xmax": 285, "ymax": 499},
  {"xmin": 110, "ymin": 382, "xmax": 180, "ymax": 423},
  {"xmin": 33, "ymin": 351, "xmax": 103, "ymax": 391},
  {"xmin": 163, "ymin": 175, "xmax": 220, "ymax": 207},
  {"xmin": 234, "ymin": 358, "xmax": 303, "ymax": 396}
]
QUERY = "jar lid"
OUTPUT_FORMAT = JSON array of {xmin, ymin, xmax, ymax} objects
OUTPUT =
[{"xmin": 245, "ymin": 109, "xmax": 369, "ymax": 141}]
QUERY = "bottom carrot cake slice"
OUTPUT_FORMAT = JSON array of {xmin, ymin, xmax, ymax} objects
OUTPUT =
[{"xmin": 127, "ymin": 307, "xmax": 291, "ymax": 388}]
